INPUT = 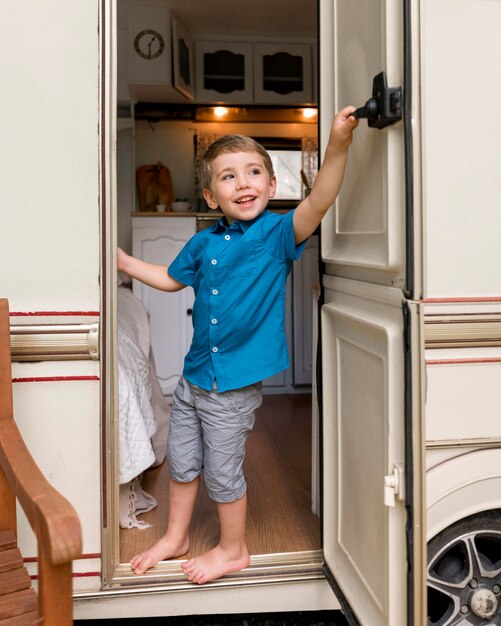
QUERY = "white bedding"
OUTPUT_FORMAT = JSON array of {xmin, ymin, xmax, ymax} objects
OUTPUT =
[
  {"xmin": 118, "ymin": 286, "xmax": 157, "ymax": 484},
  {"xmin": 118, "ymin": 286, "xmax": 171, "ymax": 528}
]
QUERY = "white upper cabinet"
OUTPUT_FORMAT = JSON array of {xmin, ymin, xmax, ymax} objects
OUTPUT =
[
  {"xmin": 195, "ymin": 40, "xmax": 314, "ymax": 105},
  {"xmin": 254, "ymin": 43, "xmax": 312, "ymax": 104},
  {"xmin": 195, "ymin": 41, "xmax": 254, "ymax": 103},
  {"xmin": 127, "ymin": 5, "xmax": 194, "ymax": 102}
]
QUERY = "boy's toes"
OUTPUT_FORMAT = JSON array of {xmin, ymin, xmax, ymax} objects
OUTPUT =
[
  {"xmin": 130, "ymin": 555, "xmax": 142, "ymax": 570},
  {"xmin": 192, "ymin": 569, "xmax": 205, "ymax": 584}
]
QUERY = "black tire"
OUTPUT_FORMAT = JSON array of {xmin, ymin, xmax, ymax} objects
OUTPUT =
[{"xmin": 427, "ymin": 510, "xmax": 501, "ymax": 625}]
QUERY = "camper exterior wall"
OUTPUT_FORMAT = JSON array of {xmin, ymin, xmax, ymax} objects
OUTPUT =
[
  {"xmin": 421, "ymin": 0, "xmax": 501, "ymax": 298},
  {"xmin": 0, "ymin": 0, "xmax": 100, "ymax": 312},
  {"xmin": 0, "ymin": 0, "xmax": 103, "ymax": 594}
]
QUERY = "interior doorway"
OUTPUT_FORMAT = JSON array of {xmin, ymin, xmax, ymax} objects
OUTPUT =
[{"xmin": 115, "ymin": 0, "xmax": 320, "ymax": 574}]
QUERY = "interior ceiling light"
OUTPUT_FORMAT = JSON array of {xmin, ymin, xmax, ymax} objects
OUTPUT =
[
  {"xmin": 302, "ymin": 108, "xmax": 317, "ymax": 120},
  {"xmin": 194, "ymin": 106, "xmax": 318, "ymax": 123},
  {"xmin": 214, "ymin": 106, "xmax": 229, "ymax": 118}
]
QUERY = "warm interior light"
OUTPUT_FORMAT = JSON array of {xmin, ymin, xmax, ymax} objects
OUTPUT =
[
  {"xmin": 214, "ymin": 106, "xmax": 229, "ymax": 118},
  {"xmin": 302, "ymin": 108, "xmax": 317, "ymax": 120}
]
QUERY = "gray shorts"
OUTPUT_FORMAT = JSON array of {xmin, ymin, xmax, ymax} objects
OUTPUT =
[{"xmin": 167, "ymin": 376, "xmax": 263, "ymax": 503}]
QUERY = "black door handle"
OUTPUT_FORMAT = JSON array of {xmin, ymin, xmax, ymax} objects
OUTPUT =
[{"xmin": 352, "ymin": 71, "xmax": 402, "ymax": 129}]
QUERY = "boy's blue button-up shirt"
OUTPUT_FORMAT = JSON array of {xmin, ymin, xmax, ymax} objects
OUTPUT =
[{"xmin": 168, "ymin": 209, "xmax": 306, "ymax": 392}]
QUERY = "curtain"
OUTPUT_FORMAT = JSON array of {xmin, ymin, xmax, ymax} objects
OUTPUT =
[
  {"xmin": 301, "ymin": 136, "xmax": 318, "ymax": 196},
  {"xmin": 194, "ymin": 131, "xmax": 223, "ymax": 199}
]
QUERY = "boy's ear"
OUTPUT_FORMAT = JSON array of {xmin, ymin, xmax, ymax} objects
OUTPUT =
[
  {"xmin": 203, "ymin": 188, "xmax": 219, "ymax": 210},
  {"xmin": 269, "ymin": 176, "xmax": 277, "ymax": 199}
]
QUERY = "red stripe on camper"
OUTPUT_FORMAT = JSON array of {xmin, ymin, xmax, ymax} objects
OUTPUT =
[
  {"xmin": 426, "ymin": 358, "xmax": 501, "ymax": 365},
  {"xmin": 30, "ymin": 572, "xmax": 101, "ymax": 580},
  {"xmin": 24, "ymin": 553, "xmax": 102, "ymax": 563},
  {"xmin": 10, "ymin": 311, "xmax": 100, "ymax": 316},
  {"xmin": 12, "ymin": 376, "xmax": 99, "ymax": 383},
  {"xmin": 422, "ymin": 297, "xmax": 501, "ymax": 303}
]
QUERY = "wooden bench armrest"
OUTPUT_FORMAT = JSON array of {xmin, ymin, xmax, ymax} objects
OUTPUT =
[{"xmin": 0, "ymin": 419, "xmax": 82, "ymax": 566}]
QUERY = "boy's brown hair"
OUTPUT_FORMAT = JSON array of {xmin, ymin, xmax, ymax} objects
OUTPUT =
[{"xmin": 199, "ymin": 135, "xmax": 275, "ymax": 191}]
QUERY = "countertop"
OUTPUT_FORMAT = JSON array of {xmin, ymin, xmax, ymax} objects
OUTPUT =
[
  {"xmin": 131, "ymin": 211, "xmax": 217, "ymax": 217},
  {"xmin": 131, "ymin": 201, "xmax": 296, "ymax": 218},
  {"xmin": 131, "ymin": 209, "xmax": 291, "ymax": 217}
]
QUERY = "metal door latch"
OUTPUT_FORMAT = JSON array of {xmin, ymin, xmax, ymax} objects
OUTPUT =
[
  {"xmin": 352, "ymin": 71, "xmax": 402, "ymax": 129},
  {"xmin": 384, "ymin": 464, "xmax": 405, "ymax": 507}
]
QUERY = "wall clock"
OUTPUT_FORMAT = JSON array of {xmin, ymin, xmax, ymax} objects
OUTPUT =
[{"xmin": 133, "ymin": 29, "xmax": 165, "ymax": 60}]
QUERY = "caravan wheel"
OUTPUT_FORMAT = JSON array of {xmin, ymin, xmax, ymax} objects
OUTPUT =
[{"xmin": 427, "ymin": 511, "xmax": 501, "ymax": 625}]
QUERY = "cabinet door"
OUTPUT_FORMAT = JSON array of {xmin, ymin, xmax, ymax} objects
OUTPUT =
[
  {"xmin": 195, "ymin": 41, "xmax": 253, "ymax": 103},
  {"xmin": 132, "ymin": 218, "xmax": 195, "ymax": 395},
  {"xmin": 254, "ymin": 43, "xmax": 312, "ymax": 104},
  {"xmin": 172, "ymin": 17, "xmax": 194, "ymax": 100}
]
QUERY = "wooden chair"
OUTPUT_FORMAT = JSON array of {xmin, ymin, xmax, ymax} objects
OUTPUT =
[{"xmin": 0, "ymin": 299, "xmax": 82, "ymax": 624}]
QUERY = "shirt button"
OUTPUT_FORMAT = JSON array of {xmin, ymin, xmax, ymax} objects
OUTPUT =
[
  {"xmin": 224, "ymin": 234, "xmax": 231, "ymax": 241},
  {"xmin": 212, "ymin": 346, "xmax": 218, "ymax": 353},
  {"xmin": 212, "ymin": 289, "xmax": 218, "ymax": 295},
  {"xmin": 211, "ymin": 259, "xmax": 217, "ymax": 265},
  {"xmin": 211, "ymin": 318, "xmax": 218, "ymax": 325}
]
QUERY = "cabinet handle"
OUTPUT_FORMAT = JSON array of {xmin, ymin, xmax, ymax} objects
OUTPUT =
[{"xmin": 187, "ymin": 308, "xmax": 193, "ymax": 316}]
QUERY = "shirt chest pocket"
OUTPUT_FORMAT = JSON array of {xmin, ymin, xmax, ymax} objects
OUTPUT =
[{"xmin": 226, "ymin": 242, "xmax": 258, "ymax": 278}]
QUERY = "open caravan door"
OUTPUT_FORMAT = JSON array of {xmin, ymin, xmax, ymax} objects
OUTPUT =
[{"xmin": 318, "ymin": 1, "xmax": 425, "ymax": 625}]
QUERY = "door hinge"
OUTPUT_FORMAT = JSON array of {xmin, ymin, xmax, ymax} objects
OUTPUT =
[{"xmin": 384, "ymin": 464, "xmax": 405, "ymax": 507}]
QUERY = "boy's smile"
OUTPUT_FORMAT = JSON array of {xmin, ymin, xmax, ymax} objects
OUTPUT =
[{"xmin": 203, "ymin": 151, "xmax": 277, "ymax": 224}]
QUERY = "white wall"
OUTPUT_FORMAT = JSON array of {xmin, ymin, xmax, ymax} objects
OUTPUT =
[
  {"xmin": 0, "ymin": 0, "xmax": 100, "ymax": 312},
  {"xmin": 422, "ymin": 0, "xmax": 501, "ymax": 297}
]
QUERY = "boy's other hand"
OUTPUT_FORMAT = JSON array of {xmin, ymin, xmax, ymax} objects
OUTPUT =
[{"xmin": 117, "ymin": 247, "xmax": 128, "ymax": 273}]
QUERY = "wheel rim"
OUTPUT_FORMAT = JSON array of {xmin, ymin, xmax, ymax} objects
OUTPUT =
[{"xmin": 428, "ymin": 529, "xmax": 501, "ymax": 625}]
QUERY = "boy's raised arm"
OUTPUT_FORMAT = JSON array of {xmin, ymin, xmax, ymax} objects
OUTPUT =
[
  {"xmin": 117, "ymin": 247, "xmax": 186, "ymax": 292},
  {"xmin": 293, "ymin": 106, "xmax": 358, "ymax": 245}
]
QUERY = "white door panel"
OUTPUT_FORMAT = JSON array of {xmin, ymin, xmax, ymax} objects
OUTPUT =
[
  {"xmin": 320, "ymin": 0, "xmax": 426, "ymax": 622},
  {"xmin": 320, "ymin": 0, "xmax": 405, "ymax": 281},
  {"xmin": 322, "ymin": 278, "xmax": 407, "ymax": 625}
]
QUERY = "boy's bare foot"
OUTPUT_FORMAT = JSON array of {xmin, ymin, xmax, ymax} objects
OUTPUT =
[
  {"xmin": 181, "ymin": 544, "xmax": 250, "ymax": 584},
  {"xmin": 131, "ymin": 536, "xmax": 190, "ymax": 575}
]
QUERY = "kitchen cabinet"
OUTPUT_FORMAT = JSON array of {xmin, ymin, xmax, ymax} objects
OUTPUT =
[
  {"xmin": 254, "ymin": 43, "xmax": 313, "ymax": 104},
  {"xmin": 195, "ymin": 40, "xmax": 314, "ymax": 105},
  {"xmin": 195, "ymin": 41, "xmax": 254, "ymax": 103},
  {"xmin": 132, "ymin": 216, "xmax": 196, "ymax": 395},
  {"xmin": 127, "ymin": 6, "xmax": 194, "ymax": 103}
]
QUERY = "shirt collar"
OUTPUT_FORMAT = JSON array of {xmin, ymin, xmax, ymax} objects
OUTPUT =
[{"xmin": 211, "ymin": 209, "xmax": 268, "ymax": 234}]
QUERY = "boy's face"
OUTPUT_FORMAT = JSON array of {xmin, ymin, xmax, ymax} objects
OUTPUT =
[{"xmin": 203, "ymin": 151, "xmax": 277, "ymax": 224}]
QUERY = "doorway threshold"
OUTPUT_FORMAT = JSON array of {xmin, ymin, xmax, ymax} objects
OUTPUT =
[{"xmin": 105, "ymin": 550, "xmax": 325, "ymax": 593}]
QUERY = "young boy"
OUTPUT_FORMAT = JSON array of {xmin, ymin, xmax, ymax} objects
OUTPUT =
[{"xmin": 117, "ymin": 106, "xmax": 358, "ymax": 584}]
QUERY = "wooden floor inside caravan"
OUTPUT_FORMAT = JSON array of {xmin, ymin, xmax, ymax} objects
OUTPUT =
[{"xmin": 120, "ymin": 394, "xmax": 321, "ymax": 563}]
